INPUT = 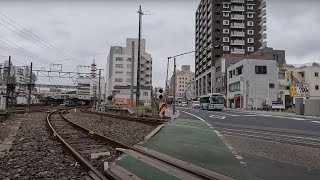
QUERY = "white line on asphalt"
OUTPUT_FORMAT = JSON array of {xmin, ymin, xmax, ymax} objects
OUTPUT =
[
  {"xmin": 181, "ymin": 111, "xmax": 212, "ymax": 127},
  {"xmin": 214, "ymin": 112, "xmax": 240, "ymax": 117},
  {"xmin": 311, "ymin": 121, "xmax": 320, "ymax": 124},
  {"xmin": 209, "ymin": 115, "xmax": 226, "ymax": 119},
  {"xmin": 257, "ymin": 114, "xmax": 312, "ymax": 121}
]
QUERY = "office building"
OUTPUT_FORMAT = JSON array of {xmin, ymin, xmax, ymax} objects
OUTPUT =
[
  {"xmin": 226, "ymin": 59, "xmax": 278, "ymax": 109},
  {"xmin": 195, "ymin": 0, "xmax": 267, "ymax": 97},
  {"xmin": 169, "ymin": 65, "xmax": 195, "ymax": 102},
  {"xmin": 106, "ymin": 38, "xmax": 152, "ymax": 106}
]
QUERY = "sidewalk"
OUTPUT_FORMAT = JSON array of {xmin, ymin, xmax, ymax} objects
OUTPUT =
[
  {"xmin": 225, "ymin": 108, "xmax": 320, "ymax": 119},
  {"xmin": 113, "ymin": 109, "xmax": 256, "ymax": 180}
]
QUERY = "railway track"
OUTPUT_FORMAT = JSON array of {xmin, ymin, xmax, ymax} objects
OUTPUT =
[
  {"xmin": 80, "ymin": 108, "xmax": 168, "ymax": 125},
  {"xmin": 47, "ymin": 110, "xmax": 235, "ymax": 180},
  {"xmin": 215, "ymin": 124, "xmax": 320, "ymax": 149}
]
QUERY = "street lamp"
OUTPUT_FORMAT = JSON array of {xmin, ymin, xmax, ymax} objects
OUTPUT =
[{"xmin": 167, "ymin": 43, "xmax": 224, "ymax": 114}]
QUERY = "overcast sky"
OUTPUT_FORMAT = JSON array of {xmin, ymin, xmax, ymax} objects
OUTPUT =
[{"xmin": 0, "ymin": 0, "xmax": 319, "ymax": 87}]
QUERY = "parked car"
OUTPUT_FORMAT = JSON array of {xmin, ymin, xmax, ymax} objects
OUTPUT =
[
  {"xmin": 181, "ymin": 102, "xmax": 188, "ymax": 107},
  {"xmin": 192, "ymin": 101, "xmax": 200, "ymax": 109}
]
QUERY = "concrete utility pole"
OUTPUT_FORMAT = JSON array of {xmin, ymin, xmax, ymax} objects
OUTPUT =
[
  {"xmin": 5, "ymin": 56, "xmax": 11, "ymax": 109},
  {"xmin": 136, "ymin": 5, "xmax": 143, "ymax": 107},
  {"xmin": 28, "ymin": 62, "xmax": 32, "ymax": 114},
  {"xmin": 173, "ymin": 57, "xmax": 176, "ymax": 114},
  {"xmin": 98, "ymin": 69, "xmax": 102, "ymax": 111},
  {"xmin": 130, "ymin": 41, "xmax": 135, "ymax": 108},
  {"xmin": 93, "ymin": 86, "xmax": 97, "ymax": 109}
]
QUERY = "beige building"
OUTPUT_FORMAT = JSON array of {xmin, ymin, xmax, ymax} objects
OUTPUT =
[
  {"xmin": 278, "ymin": 62, "xmax": 320, "ymax": 108},
  {"xmin": 186, "ymin": 80, "xmax": 196, "ymax": 101},
  {"xmin": 169, "ymin": 65, "xmax": 195, "ymax": 102}
]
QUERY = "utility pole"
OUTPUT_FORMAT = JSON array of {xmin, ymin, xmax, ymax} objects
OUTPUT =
[
  {"xmin": 93, "ymin": 86, "xmax": 97, "ymax": 109},
  {"xmin": 28, "ymin": 62, "xmax": 32, "ymax": 114},
  {"xmin": 173, "ymin": 57, "xmax": 176, "ymax": 115},
  {"xmin": 98, "ymin": 69, "xmax": 102, "ymax": 111},
  {"xmin": 5, "ymin": 56, "xmax": 11, "ymax": 109},
  {"xmin": 136, "ymin": 5, "xmax": 143, "ymax": 107},
  {"xmin": 130, "ymin": 41, "xmax": 135, "ymax": 108}
]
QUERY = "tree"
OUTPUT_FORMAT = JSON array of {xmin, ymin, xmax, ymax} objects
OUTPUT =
[{"xmin": 107, "ymin": 95, "xmax": 113, "ymax": 101}]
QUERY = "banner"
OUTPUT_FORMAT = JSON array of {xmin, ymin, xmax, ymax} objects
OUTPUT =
[{"xmin": 290, "ymin": 84, "xmax": 309, "ymax": 97}]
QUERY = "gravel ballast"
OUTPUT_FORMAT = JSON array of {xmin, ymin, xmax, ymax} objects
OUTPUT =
[
  {"xmin": 65, "ymin": 110, "xmax": 158, "ymax": 146},
  {"xmin": 0, "ymin": 113, "xmax": 87, "ymax": 179}
]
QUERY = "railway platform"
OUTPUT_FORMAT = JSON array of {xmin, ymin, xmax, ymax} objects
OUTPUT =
[{"xmin": 113, "ymin": 109, "xmax": 255, "ymax": 180}]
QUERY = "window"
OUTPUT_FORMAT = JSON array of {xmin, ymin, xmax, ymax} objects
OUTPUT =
[
  {"xmin": 316, "ymin": 85, "xmax": 319, "ymax": 90},
  {"xmin": 229, "ymin": 81, "xmax": 241, "ymax": 92},
  {"xmin": 143, "ymin": 92, "xmax": 148, "ymax": 96},
  {"xmin": 223, "ymin": 29, "xmax": 229, "ymax": 34},
  {"xmin": 269, "ymin": 83, "xmax": 275, "ymax": 89},
  {"xmin": 248, "ymin": 47, "xmax": 254, "ymax": 52},
  {"xmin": 247, "ymin": 21, "xmax": 254, "ymax": 26},
  {"xmin": 223, "ymin": 37, "xmax": 229, "ymax": 42},
  {"xmin": 236, "ymin": 66, "xmax": 243, "ymax": 75},
  {"xmin": 223, "ymin": 4, "xmax": 229, "ymax": 8},
  {"xmin": 127, "ymin": 64, "xmax": 131, "ymax": 68},
  {"xmin": 248, "ymin": 38, "xmax": 254, "ymax": 43},
  {"xmin": 215, "ymin": 37, "xmax": 221, "ymax": 40},
  {"xmin": 127, "ymin": 58, "xmax": 132, "ymax": 61},
  {"xmin": 247, "ymin": 5, "xmax": 254, "ymax": 10},
  {"xmin": 115, "ymin": 78, "xmax": 123, "ymax": 82},
  {"xmin": 115, "ymin": 64, "xmax": 123, "ymax": 68},
  {"xmin": 216, "ymin": 66, "xmax": 221, "ymax": 72},
  {"xmin": 223, "ymin": 12, "xmax": 229, "ymax": 17},
  {"xmin": 315, "ymin": 72, "xmax": 319, "ymax": 77},
  {"xmin": 215, "ymin": 12, "xmax": 221, "ymax": 15},
  {"xmin": 115, "ymin": 71, "xmax": 123, "ymax": 74},
  {"xmin": 215, "ymin": 20, "xmax": 221, "ymax": 24},
  {"xmin": 223, "ymin": 20, "xmax": 229, "ymax": 25},
  {"xmin": 255, "ymin": 66, "xmax": 267, "ymax": 74},
  {"xmin": 115, "ymin": 57, "xmax": 123, "ymax": 61},
  {"xmin": 215, "ymin": 4, "xmax": 221, "ymax": 7},
  {"xmin": 126, "ymin": 78, "xmax": 131, "ymax": 83},
  {"xmin": 247, "ymin": 13, "xmax": 254, "ymax": 18},
  {"xmin": 228, "ymin": 70, "xmax": 232, "ymax": 78},
  {"xmin": 223, "ymin": 46, "xmax": 229, "ymax": 51},
  {"xmin": 216, "ymin": 77, "xmax": 221, "ymax": 82},
  {"xmin": 248, "ymin": 30, "xmax": 254, "ymax": 35},
  {"xmin": 127, "ymin": 72, "xmax": 131, "ymax": 76}
]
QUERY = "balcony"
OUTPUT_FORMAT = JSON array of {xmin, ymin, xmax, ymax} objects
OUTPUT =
[
  {"xmin": 262, "ymin": 41, "xmax": 267, "ymax": 47},
  {"xmin": 231, "ymin": 0, "xmax": 244, "ymax": 3},
  {"xmin": 231, "ymin": 22, "xmax": 245, "ymax": 28},
  {"xmin": 259, "ymin": 24, "xmax": 267, "ymax": 33},
  {"xmin": 259, "ymin": 9, "xmax": 266, "ymax": 17},
  {"xmin": 207, "ymin": 61, "xmax": 212, "ymax": 67},
  {"xmin": 231, "ymin": 14, "xmax": 245, "ymax": 20},
  {"xmin": 231, "ymin": 39, "xmax": 245, "ymax": 45},
  {"xmin": 231, "ymin": 31, "xmax": 245, "ymax": 37},
  {"xmin": 231, "ymin": 6, "xmax": 245, "ymax": 11},
  {"xmin": 261, "ymin": 33, "xmax": 267, "ymax": 39},
  {"xmin": 259, "ymin": 0, "xmax": 266, "ymax": 9},
  {"xmin": 259, "ymin": 16, "xmax": 267, "ymax": 25},
  {"xmin": 231, "ymin": 48, "xmax": 245, "ymax": 54}
]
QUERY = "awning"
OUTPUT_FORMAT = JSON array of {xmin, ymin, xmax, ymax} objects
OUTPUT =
[{"xmin": 233, "ymin": 95, "xmax": 241, "ymax": 100}]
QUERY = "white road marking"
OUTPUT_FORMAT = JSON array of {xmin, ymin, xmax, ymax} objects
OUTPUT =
[
  {"xmin": 209, "ymin": 115, "xmax": 226, "ymax": 119},
  {"xmin": 311, "ymin": 121, "xmax": 320, "ymax": 124},
  {"xmin": 214, "ymin": 112, "xmax": 240, "ymax": 117}
]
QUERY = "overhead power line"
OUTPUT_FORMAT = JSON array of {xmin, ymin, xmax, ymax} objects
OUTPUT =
[
  {"xmin": 0, "ymin": 11, "xmax": 79, "ymax": 63},
  {"xmin": 0, "ymin": 36, "xmax": 51, "ymax": 64}
]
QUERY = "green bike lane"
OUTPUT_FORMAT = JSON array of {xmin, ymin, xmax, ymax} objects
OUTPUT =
[{"xmin": 115, "ymin": 110, "xmax": 256, "ymax": 180}]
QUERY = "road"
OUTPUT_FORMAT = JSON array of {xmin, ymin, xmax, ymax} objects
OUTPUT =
[
  {"xmin": 176, "ymin": 107, "xmax": 320, "ymax": 180},
  {"xmin": 177, "ymin": 107, "xmax": 320, "ymax": 137}
]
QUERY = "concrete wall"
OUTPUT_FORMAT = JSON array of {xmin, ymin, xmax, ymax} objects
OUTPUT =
[{"xmin": 304, "ymin": 99, "xmax": 320, "ymax": 116}]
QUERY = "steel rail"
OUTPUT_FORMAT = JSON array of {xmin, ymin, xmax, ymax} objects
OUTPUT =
[
  {"xmin": 60, "ymin": 111, "xmax": 235, "ymax": 180},
  {"xmin": 46, "ymin": 111, "xmax": 110, "ymax": 180}
]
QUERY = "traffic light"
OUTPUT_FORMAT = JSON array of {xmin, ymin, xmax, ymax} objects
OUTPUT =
[{"xmin": 158, "ymin": 88, "xmax": 163, "ymax": 100}]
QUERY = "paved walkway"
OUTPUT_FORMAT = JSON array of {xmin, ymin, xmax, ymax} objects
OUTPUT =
[{"xmin": 115, "ymin": 109, "xmax": 256, "ymax": 180}]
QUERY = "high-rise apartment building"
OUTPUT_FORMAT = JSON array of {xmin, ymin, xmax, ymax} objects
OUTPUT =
[{"xmin": 195, "ymin": 0, "xmax": 267, "ymax": 97}]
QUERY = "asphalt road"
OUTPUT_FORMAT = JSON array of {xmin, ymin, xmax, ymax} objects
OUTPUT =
[
  {"xmin": 176, "ymin": 107, "xmax": 320, "ymax": 180},
  {"xmin": 176, "ymin": 107, "xmax": 320, "ymax": 137}
]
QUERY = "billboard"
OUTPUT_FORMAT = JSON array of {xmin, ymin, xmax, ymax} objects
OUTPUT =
[{"xmin": 290, "ymin": 84, "xmax": 309, "ymax": 97}]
